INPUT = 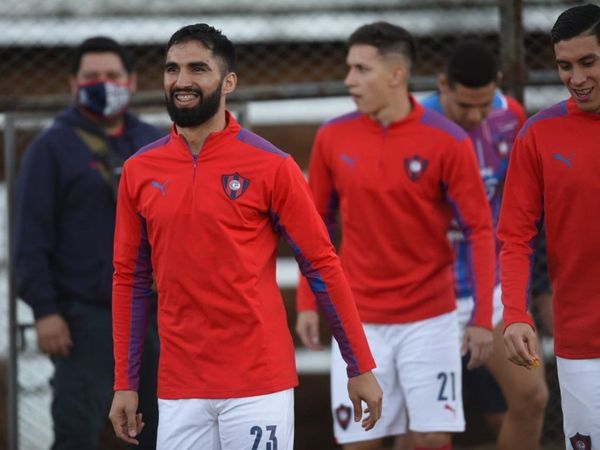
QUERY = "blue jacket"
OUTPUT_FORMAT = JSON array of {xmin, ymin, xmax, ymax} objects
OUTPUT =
[{"xmin": 15, "ymin": 107, "xmax": 165, "ymax": 319}]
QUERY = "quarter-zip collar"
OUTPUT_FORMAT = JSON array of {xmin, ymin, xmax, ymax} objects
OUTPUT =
[
  {"xmin": 358, "ymin": 94, "xmax": 424, "ymax": 134},
  {"xmin": 168, "ymin": 110, "xmax": 243, "ymax": 159}
]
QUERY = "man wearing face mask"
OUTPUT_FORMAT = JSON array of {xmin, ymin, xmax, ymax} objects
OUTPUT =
[{"xmin": 14, "ymin": 36, "xmax": 162, "ymax": 450}]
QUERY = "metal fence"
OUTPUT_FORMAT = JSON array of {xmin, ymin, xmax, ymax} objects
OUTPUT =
[
  {"xmin": 1, "ymin": 0, "xmax": 586, "ymax": 449},
  {"xmin": 0, "ymin": 0, "xmax": 588, "ymax": 110}
]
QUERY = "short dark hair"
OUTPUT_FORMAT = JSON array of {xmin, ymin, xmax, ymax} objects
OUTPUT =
[
  {"xmin": 551, "ymin": 3, "xmax": 600, "ymax": 45},
  {"xmin": 71, "ymin": 36, "xmax": 133, "ymax": 75},
  {"xmin": 348, "ymin": 22, "xmax": 417, "ymax": 67},
  {"xmin": 166, "ymin": 23, "xmax": 236, "ymax": 74},
  {"xmin": 446, "ymin": 40, "xmax": 498, "ymax": 88}
]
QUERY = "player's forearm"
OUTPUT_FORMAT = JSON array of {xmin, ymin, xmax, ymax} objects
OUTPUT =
[
  {"xmin": 500, "ymin": 244, "xmax": 536, "ymax": 328},
  {"xmin": 296, "ymin": 275, "xmax": 318, "ymax": 311},
  {"xmin": 112, "ymin": 290, "xmax": 150, "ymax": 391},
  {"xmin": 307, "ymin": 261, "xmax": 375, "ymax": 375},
  {"xmin": 469, "ymin": 231, "xmax": 496, "ymax": 329},
  {"xmin": 112, "ymin": 257, "xmax": 153, "ymax": 391}
]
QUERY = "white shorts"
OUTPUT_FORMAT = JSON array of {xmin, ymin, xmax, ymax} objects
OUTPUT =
[
  {"xmin": 457, "ymin": 284, "xmax": 503, "ymax": 342},
  {"xmin": 330, "ymin": 311, "xmax": 465, "ymax": 444},
  {"xmin": 556, "ymin": 357, "xmax": 600, "ymax": 450},
  {"xmin": 156, "ymin": 389, "xmax": 294, "ymax": 450}
]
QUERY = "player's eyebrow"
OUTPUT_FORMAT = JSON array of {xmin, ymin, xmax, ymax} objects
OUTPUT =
[
  {"xmin": 556, "ymin": 53, "xmax": 598, "ymax": 65},
  {"xmin": 188, "ymin": 60, "xmax": 212, "ymax": 70},
  {"xmin": 164, "ymin": 60, "xmax": 212, "ymax": 69},
  {"xmin": 457, "ymin": 100, "xmax": 493, "ymax": 108}
]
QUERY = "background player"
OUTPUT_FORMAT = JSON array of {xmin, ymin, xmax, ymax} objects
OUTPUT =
[
  {"xmin": 421, "ymin": 40, "xmax": 548, "ymax": 450},
  {"xmin": 499, "ymin": 4, "xmax": 600, "ymax": 449},
  {"xmin": 296, "ymin": 22, "xmax": 496, "ymax": 450}
]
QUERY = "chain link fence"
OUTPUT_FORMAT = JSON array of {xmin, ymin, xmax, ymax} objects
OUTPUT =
[
  {"xmin": 0, "ymin": 0, "xmax": 587, "ymax": 108},
  {"xmin": 1, "ymin": 0, "xmax": 587, "ymax": 449}
]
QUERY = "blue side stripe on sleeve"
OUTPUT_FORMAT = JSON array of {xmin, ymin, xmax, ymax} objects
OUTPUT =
[
  {"xmin": 271, "ymin": 211, "xmax": 361, "ymax": 377},
  {"xmin": 127, "ymin": 214, "xmax": 153, "ymax": 389}
]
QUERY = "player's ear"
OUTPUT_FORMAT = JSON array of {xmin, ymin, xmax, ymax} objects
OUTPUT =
[
  {"xmin": 438, "ymin": 73, "xmax": 449, "ymax": 94},
  {"xmin": 221, "ymin": 72, "xmax": 237, "ymax": 96},
  {"xmin": 389, "ymin": 61, "xmax": 409, "ymax": 87}
]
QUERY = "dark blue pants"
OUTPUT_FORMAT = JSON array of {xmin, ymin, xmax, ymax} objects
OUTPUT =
[{"xmin": 50, "ymin": 301, "xmax": 159, "ymax": 450}]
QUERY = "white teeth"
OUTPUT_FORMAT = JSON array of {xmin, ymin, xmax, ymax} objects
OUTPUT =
[
  {"xmin": 574, "ymin": 88, "xmax": 592, "ymax": 96},
  {"xmin": 175, "ymin": 94, "xmax": 197, "ymax": 101}
]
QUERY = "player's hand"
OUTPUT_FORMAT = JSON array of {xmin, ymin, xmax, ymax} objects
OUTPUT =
[
  {"xmin": 347, "ymin": 371, "xmax": 383, "ymax": 431},
  {"xmin": 503, "ymin": 322, "xmax": 541, "ymax": 370},
  {"xmin": 295, "ymin": 310, "xmax": 323, "ymax": 350},
  {"xmin": 462, "ymin": 325, "xmax": 493, "ymax": 370},
  {"xmin": 109, "ymin": 390, "xmax": 144, "ymax": 445},
  {"xmin": 35, "ymin": 313, "xmax": 73, "ymax": 357}
]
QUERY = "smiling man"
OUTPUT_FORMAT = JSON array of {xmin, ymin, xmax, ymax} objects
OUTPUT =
[
  {"xmin": 498, "ymin": 4, "xmax": 600, "ymax": 449},
  {"xmin": 107, "ymin": 23, "xmax": 382, "ymax": 450}
]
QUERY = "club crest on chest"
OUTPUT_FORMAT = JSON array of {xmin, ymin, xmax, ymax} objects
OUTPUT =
[
  {"xmin": 404, "ymin": 155, "xmax": 428, "ymax": 181},
  {"xmin": 222, "ymin": 172, "xmax": 250, "ymax": 200}
]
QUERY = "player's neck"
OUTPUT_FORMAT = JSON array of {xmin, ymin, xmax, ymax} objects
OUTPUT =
[
  {"xmin": 439, "ymin": 94, "xmax": 452, "ymax": 120},
  {"xmin": 176, "ymin": 110, "xmax": 227, "ymax": 155},
  {"xmin": 370, "ymin": 90, "xmax": 412, "ymax": 127}
]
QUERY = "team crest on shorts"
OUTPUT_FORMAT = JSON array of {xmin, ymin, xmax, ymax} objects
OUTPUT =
[
  {"xmin": 404, "ymin": 155, "xmax": 428, "ymax": 181},
  {"xmin": 222, "ymin": 172, "xmax": 250, "ymax": 200},
  {"xmin": 335, "ymin": 404, "xmax": 352, "ymax": 430},
  {"xmin": 570, "ymin": 433, "xmax": 591, "ymax": 450}
]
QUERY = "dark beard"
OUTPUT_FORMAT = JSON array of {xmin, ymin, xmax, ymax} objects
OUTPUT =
[{"xmin": 165, "ymin": 84, "xmax": 222, "ymax": 128}]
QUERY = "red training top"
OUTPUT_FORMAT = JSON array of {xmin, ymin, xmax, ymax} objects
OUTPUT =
[
  {"xmin": 499, "ymin": 98, "xmax": 600, "ymax": 359},
  {"xmin": 297, "ymin": 98, "xmax": 495, "ymax": 328},
  {"xmin": 113, "ymin": 112, "xmax": 375, "ymax": 398}
]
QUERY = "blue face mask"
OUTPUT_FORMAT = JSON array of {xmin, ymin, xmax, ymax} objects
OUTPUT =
[{"xmin": 76, "ymin": 81, "xmax": 131, "ymax": 119}]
